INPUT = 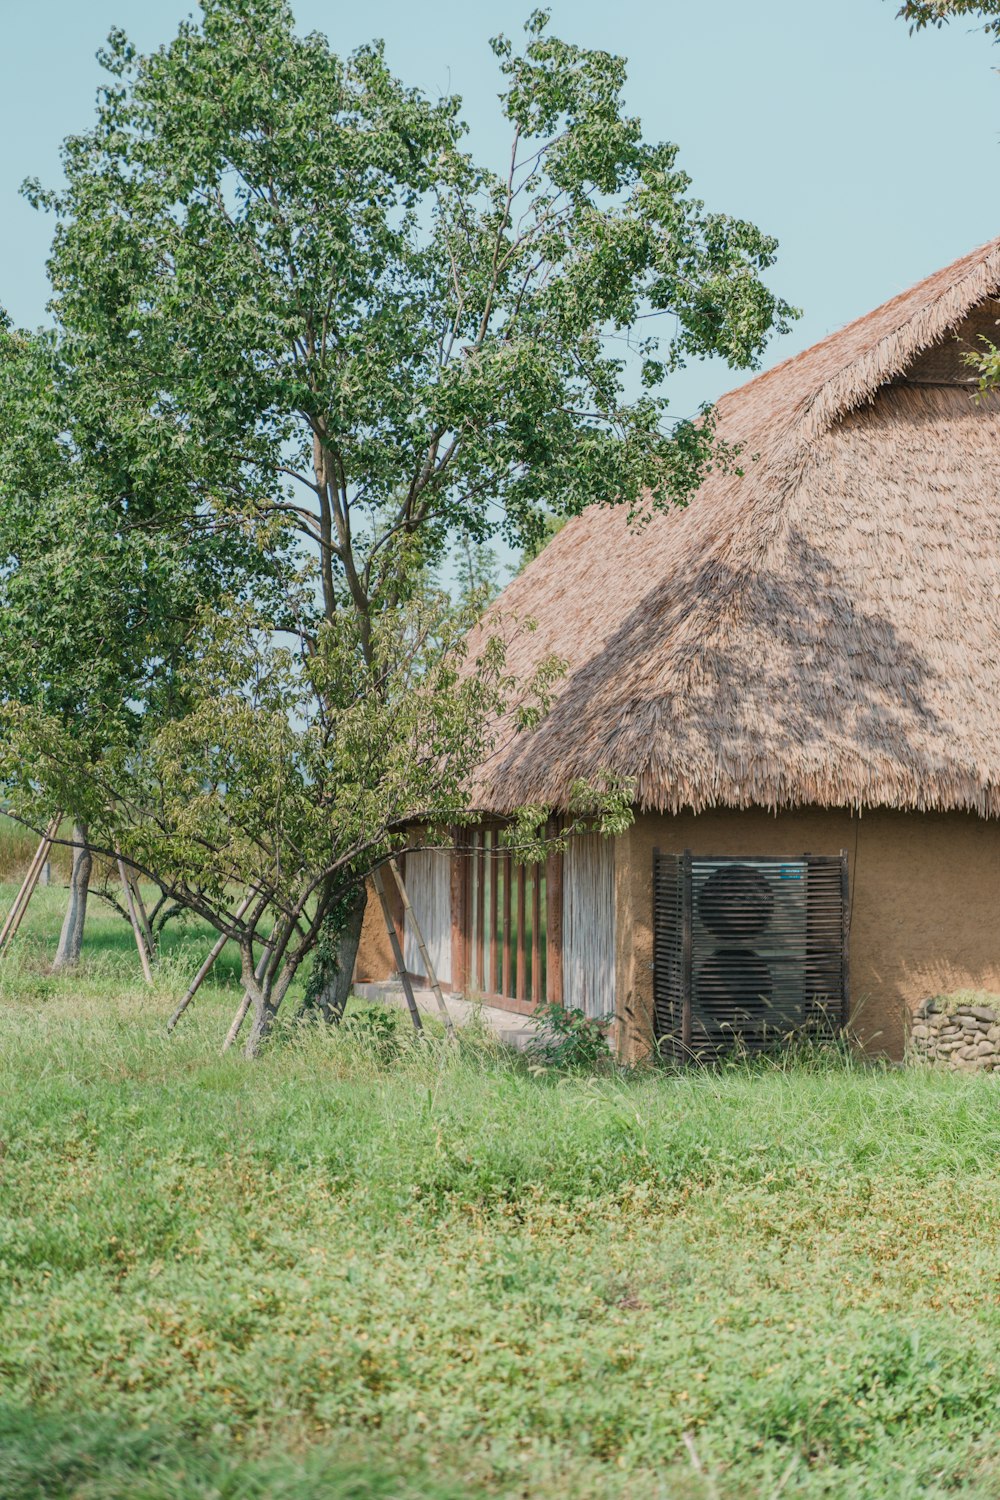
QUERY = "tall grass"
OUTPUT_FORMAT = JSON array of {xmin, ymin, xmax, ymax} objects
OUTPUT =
[
  {"xmin": 0, "ymin": 812, "xmax": 72, "ymax": 881},
  {"xmin": 0, "ymin": 811, "xmax": 124, "ymax": 883},
  {"xmin": 1, "ymin": 884, "xmax": 999, "ymax": 1496}
]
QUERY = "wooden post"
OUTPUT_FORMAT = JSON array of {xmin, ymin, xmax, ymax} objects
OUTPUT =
[
  {"xmin": 389, "ymin": 857, "xmax": 455, "ymax": 1039},
  {"xmin": 168, "ymin": 889, "xmax": 257, "ymax": 1032},
  {"xmin": 531, "ymin": 863, "xmax": 542, "ymax": 1006},
  {"xmin": 372, "ymin": 865, "xmax": 423, "ymax": 1032},
  {"xmin": 474, "ymin": 833, "xmax": 485, "ymax": 993},
  {"xmin": 450, "ymin": 835, "xmax": 467, "ymax": 997},
  {"xmin": 546, "ymin": 844, "xmax": 564, "ymax": 1008},
  {"xmin": 489, "ymin": 838, "xmax": 499, "ymax": 998},
  {"xmin": 516, "ymin": 863, "xmax": 526, "ymax": 1002},
  {"xmin": 118, "ymin": 857, "xmax": 153, "ymax": 985},
  {"xmin": 0, "ymin": 816, "xmax": 61, "ymax": 954},
  {"xmin": 502, "ymin": 847, "xmax": 513, "ymax": 1000}
]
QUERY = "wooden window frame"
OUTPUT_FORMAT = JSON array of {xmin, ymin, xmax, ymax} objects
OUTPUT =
[{"xmin": 453, "ymin": 820, "xmax": 564, "ymax": 1015}]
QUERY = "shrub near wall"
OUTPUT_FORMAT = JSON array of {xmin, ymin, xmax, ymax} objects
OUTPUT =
[{"xmin": 909, "ymin": 995, "xmax": 1000, "ymax": 1071}]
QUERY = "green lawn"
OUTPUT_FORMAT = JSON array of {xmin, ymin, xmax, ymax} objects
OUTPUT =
[{"xmin": 2, "ymin": 884, "xmax": 1000, "ymax": 1497}]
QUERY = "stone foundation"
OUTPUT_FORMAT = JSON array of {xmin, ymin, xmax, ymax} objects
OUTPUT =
[{"xmin": 909, "ymin": 999, "xmax": 1000, "ymax": 1071}]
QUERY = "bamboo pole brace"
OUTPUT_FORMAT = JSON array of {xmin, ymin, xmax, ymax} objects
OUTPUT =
[
  {"xmin": 0, "ymin": 815, "xmax": 61, "ymax": 953},
  {"xmin": 167, "ymin": 889, "xmax": 257, "ymax": 1033},
  {"xmin": 126, "ymin": 865, "xmax": 155, "ymax": 963},
  {"xmin": 388, "ymin": 856, "xmax": 455, "ymax": 1039},
  {"xmin": 117, "ymin": 856, "xmax": 153, "ymax": 985},
  {"xmin": 222, "ymin": 990, "xmax": 253, "ymax": 1052},
  {"xmin": 372, "ymin": 865, "xmax": 423, "ymax": 1033},
  {"xmin": 0, "ymin": 833, "xmax": 50, "ymax": 950}
]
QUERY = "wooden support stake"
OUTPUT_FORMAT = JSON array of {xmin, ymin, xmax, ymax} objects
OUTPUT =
[
  {"xmin": 372, "ymin": 865, "xmax": 422, "ymax": 1032},
  {"xmin": 117, "ymin": 857, "xmax": 153, "ymax": 985},
  {"xmin": 389, "ymin": 856, "xmax": 455, "ymax": 1039},
  {"xmin": 126, "ymin": 865, "xmax": 155, "ymax": 963},
  {"xmin": 168, "ymin": 889, "xmax": 257, "ymax": 1033},
  {"xmin": 222, "ymin": 990, "xmax": 253, "ymax": 1051},
  {"xmin": 0, "ymin": 816, "xmax": 61, "ymax": 954}
]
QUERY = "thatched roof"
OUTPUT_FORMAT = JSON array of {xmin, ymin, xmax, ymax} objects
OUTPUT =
[{"xmin": 474, "ymin": 236, "xmax": 1000, "ymax": 816}]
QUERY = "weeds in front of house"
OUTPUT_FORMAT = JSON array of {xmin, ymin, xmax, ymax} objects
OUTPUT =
[{"xmin": 530, "ymin": 1001, "xmax": 615, "ymax": 1071}]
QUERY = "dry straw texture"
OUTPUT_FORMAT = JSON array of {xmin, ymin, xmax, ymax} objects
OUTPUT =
[{"xmin": 473, "ymin": 237, "xmax": 1000, "ymax": 816}]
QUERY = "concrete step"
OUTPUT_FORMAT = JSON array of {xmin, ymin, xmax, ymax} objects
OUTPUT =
[{"xmin": 352, "ymin": 981, "xmax": 542, "ymax": 1052}]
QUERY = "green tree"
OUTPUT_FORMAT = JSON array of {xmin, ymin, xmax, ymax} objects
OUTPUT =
[
  {"xmin": 33, "ymin": 0, "xmax": 793, "ymax": 635},
  {"xmin": 4, "ymin": 0, "xmax": 794, "ymax": 1043},
  {"xmin": 896, "ymin": 1, "xmax": 1000, "ymax": 32}
]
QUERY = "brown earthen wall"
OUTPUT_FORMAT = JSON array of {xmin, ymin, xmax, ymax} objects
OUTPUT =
[
  {"xmin": 615, "ymin": 807, "xmax": 1000, "ymax": 1062},
  {"xmin": 353, "ymin": 876, "xmax": 403, "ymax": 984}
]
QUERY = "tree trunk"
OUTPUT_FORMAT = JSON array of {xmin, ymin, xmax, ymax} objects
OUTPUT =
[
  {"xmin": 302, "ymin": 887, "xmax": 366, "ymax": 1024},
  {"xmin": 243, "ymin": 941, "xmax": 305, "ymax": 1058},
  {"xmin": 244, "ymin": 966, "xmax": 292, "ymax": 1059},
  {"xmin": 52, "ymin": 822, "xmax": 91, "ymax": 971},
  {"xmin": 243, "ymin": 980, "xmax": 276, "ymax": 1059}
]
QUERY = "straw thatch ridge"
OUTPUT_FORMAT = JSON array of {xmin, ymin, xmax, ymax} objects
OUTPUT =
[{"xmin": 471, "ymin": 237, "xmax": 1000, "ymax": 816}]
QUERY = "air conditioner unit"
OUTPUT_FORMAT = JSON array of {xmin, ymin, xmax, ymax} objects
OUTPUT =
[{"xmin": 653, "ymin": 852, "xmax": 849, "ymax": 1062}]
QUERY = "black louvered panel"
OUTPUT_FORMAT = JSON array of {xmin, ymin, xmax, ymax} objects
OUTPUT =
[
  {"xmin": 653, "ymin": 850, "xmax": 849, "ymax": 1062},
  {"xmin": 652, "ymin": 849, "xmax": 687, "ymax": 1062},
  {"xmin": 803, "ymin": 855, "xmax": 849, "ymax": 1036}
]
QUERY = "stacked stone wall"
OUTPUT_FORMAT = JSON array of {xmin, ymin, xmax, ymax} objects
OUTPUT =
[{"xmin": 909, "ymin": 1000, "xmax": 1000, "ymax": 1071}]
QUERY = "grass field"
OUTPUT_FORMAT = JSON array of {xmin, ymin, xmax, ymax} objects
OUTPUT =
[{"xmin": 2, "ymin": 883, "xmax": 1000, "ymax": 1497}]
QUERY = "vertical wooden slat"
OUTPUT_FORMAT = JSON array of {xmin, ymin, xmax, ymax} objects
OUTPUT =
[
  {"xmin": 502, "ymin": 846, "xmax": 513, "ymax": 999},
  {"xmin": 516, "ymin": 863, "xmax": 526, "ymax": 1001},
  {"xmin": 450, "ymin": 831, "xmax": 467, "ymax": 996},
  {"xmin": 546, "ymin": 845, "xmax": 563, "ymax": 1008},
  {"xmin": 489, "ymin": 832, "xmax": 499, "ymax": 997},
  {"xmin": 531, "ymin": 862, "xmax": 542, "ymax": 1006},
  {"xmin": 463, "ymin": 836, "xmax": 473, "ymax": 994},
  {"xmin": 475, "ymin": 830, "xmax": 485, "ymax": 994}
]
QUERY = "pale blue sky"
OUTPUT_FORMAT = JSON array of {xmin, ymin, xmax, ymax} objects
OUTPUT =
[{"xmin": 2, "ymin": 0, "xmax": 998, "ymax": 420}]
